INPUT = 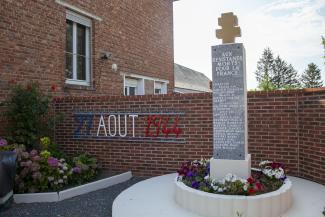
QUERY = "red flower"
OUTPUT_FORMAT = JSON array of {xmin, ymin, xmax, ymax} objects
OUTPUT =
[
  {"xmin": 248, "ymin": 188, "xmax": 256, "ymax": 195},
  {"xmin": 255, "ymin": 182, "xmax": 263, "ymax": 191},
  {"xmin": 247, "ymin": 177, "xmax": 254, "ymax": 184},
  {"xmin": 51, "ymin": 84, "xmax": 58, "ymax": 92}
]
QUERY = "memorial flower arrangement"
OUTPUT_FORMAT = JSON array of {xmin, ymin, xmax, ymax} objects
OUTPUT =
[{"xmin": 177, "ymin": 159, "xmax": 287, "ymax": 196}]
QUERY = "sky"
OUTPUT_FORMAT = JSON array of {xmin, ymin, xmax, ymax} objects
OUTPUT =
[{"xmin": 173, "ymin": 0, "xmax": 325, "ymax": 89}]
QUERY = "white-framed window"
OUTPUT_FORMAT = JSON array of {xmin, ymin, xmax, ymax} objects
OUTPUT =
[
  {"xmin": 124, "ymin": 77, "xmax": 139, "ymax": 96},
  {"xmin": 154, "ymin": 81, "xmax": 167, "ymax": 94},
  {"xmin": 123, "ymin": 73, "xmax": 168, "ymax": 96},
  {"xmin": 65, "ymin": 10, "xmax": 91, "ymax": 86}
]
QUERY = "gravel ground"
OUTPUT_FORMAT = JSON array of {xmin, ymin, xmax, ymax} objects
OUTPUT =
[{"xmin": 0, "ymin": 177, "xmax": 144, "ymax": 217}]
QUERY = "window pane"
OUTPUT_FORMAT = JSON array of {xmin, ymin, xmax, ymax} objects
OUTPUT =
[
  {"xmin": 155, "ymin": 89, "xmax": 161, "ymax": 94},
  {"xmin": 65, "ymin": 53, "xmax": 73, "ymax": 79},
  {"xmin": 124, "ymin": 87, "xmax": 128, "ymax": 95},
  {"xmin": 77, "ymin": 55, "xmax": 86, "ymax": 80},
  {"xmin": 77, "ymin": 24, "xmax": 86, "ymax": 56},
  {"xmin": 129, "ymin": 87, "xmax": 136, "ymax": 96},
  {"xmin": 66, "ymin": 20, "xmax": 73, "ymax": 53}
]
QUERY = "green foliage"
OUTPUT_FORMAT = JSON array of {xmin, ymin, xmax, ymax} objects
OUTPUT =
[
  {"xmin": 40, "ymin": 136, "xmax": 67, "ymax": 160},
  {"xmin": 224, "ymin": 180, "xmax": 245, "ymax": 195},
  {"xmin": 4, "ymin": 83, "xmax": 63, "ymax": 149},
  {"xmin": 255, "ymin": 48, "xmax": 275, "ymax": 83},
  {"xmin": 271, "ymin": 56, "xmax": 287, "ymax": 89},
  {"xmin": 301, "ymin": 63, "xmax": 323, "ymax": 88},
  {"xmin": 70, "ymin": 153, "xmax": 99, "ymax": 185},
  {"xmin": 255, "ymin": 48, "xmax": 300, "ymax": 90},
  {"xmin": 257, "ymin": 74, "xmax": 276, "ymax": 91},
  {"xmin": 282, "ymin": 64, "xmax": 301, "ymax": 89}
]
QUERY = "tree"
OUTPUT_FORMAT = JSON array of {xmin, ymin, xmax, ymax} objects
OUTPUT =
[
  {"xmin": 322, "ymin": 37, "xmax": 325, "ymax": 62},
  {"xmin": 282, "ymin": 64, "xmax": 301, "ymax": 89},
  {"xmin": 271, "ymin": 56, "xmax": 288, "ymax": 89},
  {"xmin": 257, "ymin": 73, "xmax": 276, "ymax": 91},
  {"xmin": 301, "ymin": 63, "xmax": 323, "ymax": 88},
  {"xmin": 255, "ymin": 48, "xmax": 275, "ymax": 83}
]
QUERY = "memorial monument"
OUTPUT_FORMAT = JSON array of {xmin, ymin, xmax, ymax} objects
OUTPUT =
[{"xmin": 210, "ymin": 12, "xmax": 251, "ymax": 180}]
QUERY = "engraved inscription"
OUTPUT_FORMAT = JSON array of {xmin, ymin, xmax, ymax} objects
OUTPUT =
[{"xmin": 212, "ymin": 43, "xmax": 247, "ymax": 160}]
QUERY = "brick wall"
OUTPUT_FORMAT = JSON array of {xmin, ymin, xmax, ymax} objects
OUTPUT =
[
  {"xmin": 53, "ymin": 89, "xmax": 325, "ymax": 184},
  {"xmin": 0, "ymin": 0, "xmax": 174, "ymax": 100},
  {"xmin": 0, "ymin": 0, "xmax": 174, "ymax": 135}
]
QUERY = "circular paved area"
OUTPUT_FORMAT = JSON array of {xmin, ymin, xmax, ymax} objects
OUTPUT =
[{"xmin": 113, "ymin": 174, "xmax": 325, "ymax": 217}]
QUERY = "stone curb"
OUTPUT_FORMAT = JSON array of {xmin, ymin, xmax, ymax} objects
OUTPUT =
[{"xmin": 13, "ymin": 171, "xmax": 132, "ymax": 204}]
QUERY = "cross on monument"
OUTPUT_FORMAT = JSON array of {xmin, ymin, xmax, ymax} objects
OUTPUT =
[{"xmin": 216, "ymin": 12, "xmax": 241, "ymax": 44}]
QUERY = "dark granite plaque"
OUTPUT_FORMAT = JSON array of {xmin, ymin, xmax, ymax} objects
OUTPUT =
[{"xmin": 212, "ymin": 43, "xmax": 247, "ymax": 160}]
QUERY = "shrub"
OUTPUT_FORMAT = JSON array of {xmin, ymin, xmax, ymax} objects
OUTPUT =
[
  {"xmin": 4, "ymin": 83, "xmax": 62, "ymax": 150},
  {"xmin": 70, "ymin": 153, "xmax": 99, "ymax": 185},
  {"xmin": 14, "ymin": 145, "xmax": 71, "ymax": 193}
]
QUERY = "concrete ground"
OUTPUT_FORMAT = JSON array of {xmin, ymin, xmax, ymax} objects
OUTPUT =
[
  {"xmin": 113, "ymin": 174, "xmax": 325, "ymax": 217},
  {"xmin": 0, "ymin": 177, "xmax": 144, "ymax": 217}
]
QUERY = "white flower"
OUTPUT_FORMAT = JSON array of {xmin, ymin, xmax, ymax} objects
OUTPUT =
[
  {"xmin": 63, "ymin": 166, "xmax": 68, "ymax": 171},
  {"xmin": 218, "ymin": 188, "xmax": 223, "ymax": 193},
  {"xmin": 59, "ymin": 170, "xmax": 64, "ymax": 174},
  {"xmin": 60, "ymin": 158, "xmax": 65, "ymax": 163},
  {"xmin": 63, "ymin": 175, "xmax": 67, "ymax": 179},
  {"xmin": 204, "ymin": 175, "xmax": 210, "ymax": 180},
  {"xmin": 48, "ymin": 176, "xmax": 54, "ymax": 182},
  {"xmin": 54, "ymin": 181, "xmax": 58, "ymax": 185},
  {"xmin": 239, "ymin": 178, "xmax": 247, "ymax": 184},
  {"xmin": 259, "ymin": 160, "xmax": 272, "ymax": 167},
  {"xmin": 243, "ymin": 183, "xmax": 248, "ymax": 191},
  {"xmin": 58, "ymin": 179, "xmax": 63, "ymax": 183}
]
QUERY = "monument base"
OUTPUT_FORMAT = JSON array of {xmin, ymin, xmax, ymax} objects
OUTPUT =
[{"xmin": 210, "ymin": 154, "xmax": 251, "ymax": 180}]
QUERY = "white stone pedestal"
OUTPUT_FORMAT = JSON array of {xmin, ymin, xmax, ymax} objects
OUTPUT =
[{"xmin": 210, "ymin": 154, "xmax": 251, "ymax": 180}]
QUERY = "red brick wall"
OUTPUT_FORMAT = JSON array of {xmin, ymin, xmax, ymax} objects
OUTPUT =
[
  {"xmin": 0, "ymin": 0, "xmax": 174, "ymax": 100},
  {"xmin": 0, "ymin": 0, "xmax": 174, "ymax": 135},
  {"xmin": 53, "ymin": 89, "xmax": 325, "ymax": 184}
]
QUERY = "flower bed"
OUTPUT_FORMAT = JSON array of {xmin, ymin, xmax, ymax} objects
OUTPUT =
[
  {"xmin": 177, "ymin": 159, "xmax": 287, "ymax": 196},
  {"xmin": 1, "ymin": 137, "xmax": 100, "ymax": 194},
  {"xmin": 175, "ymin": 159, "xmax": 292, "ymax": 217},
  {"xmin": 0, "ymin": 83, "xmax": 101, "ymax": 196}
]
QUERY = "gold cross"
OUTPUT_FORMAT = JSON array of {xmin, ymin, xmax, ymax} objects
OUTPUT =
[{"xmin": 216, "ymin": 12, "xmax": 241, "ymax": 44}]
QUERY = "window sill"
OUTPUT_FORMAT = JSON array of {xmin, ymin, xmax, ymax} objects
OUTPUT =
[{"xmin": 64, "ymin": 83, "xmax": 96, "ymax": 91}]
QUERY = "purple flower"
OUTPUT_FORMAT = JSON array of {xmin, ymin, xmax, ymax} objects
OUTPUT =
[
  {"xmin": 191, "ymin": 181, "xmax": 200, "ymax": 189},
  {"xmin": 186, "ymin": 171, "xmax": 194, "ymax": 178},
  {"xmin": 0, "ymin": 138, "xmax": 7, "ymax": 147},
  {"xmin": 72, "ymin": 167, "xmax": 81, "ymax": 174},
  {"xmin": 47, "ymin": 157, "xmax": 59, "ymax": 167},
  {"xmin": 30, "ymin": 150, "xmax": 38, "ymax": 157},
  {"xmin": 206, "ymin": 163, "xmax": 210, "ymax": 172}
]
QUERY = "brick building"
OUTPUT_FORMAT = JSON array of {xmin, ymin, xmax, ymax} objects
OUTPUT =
[{"xmin": 0, "ymin": 0, "xmax": 175, "ymax": 99}]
